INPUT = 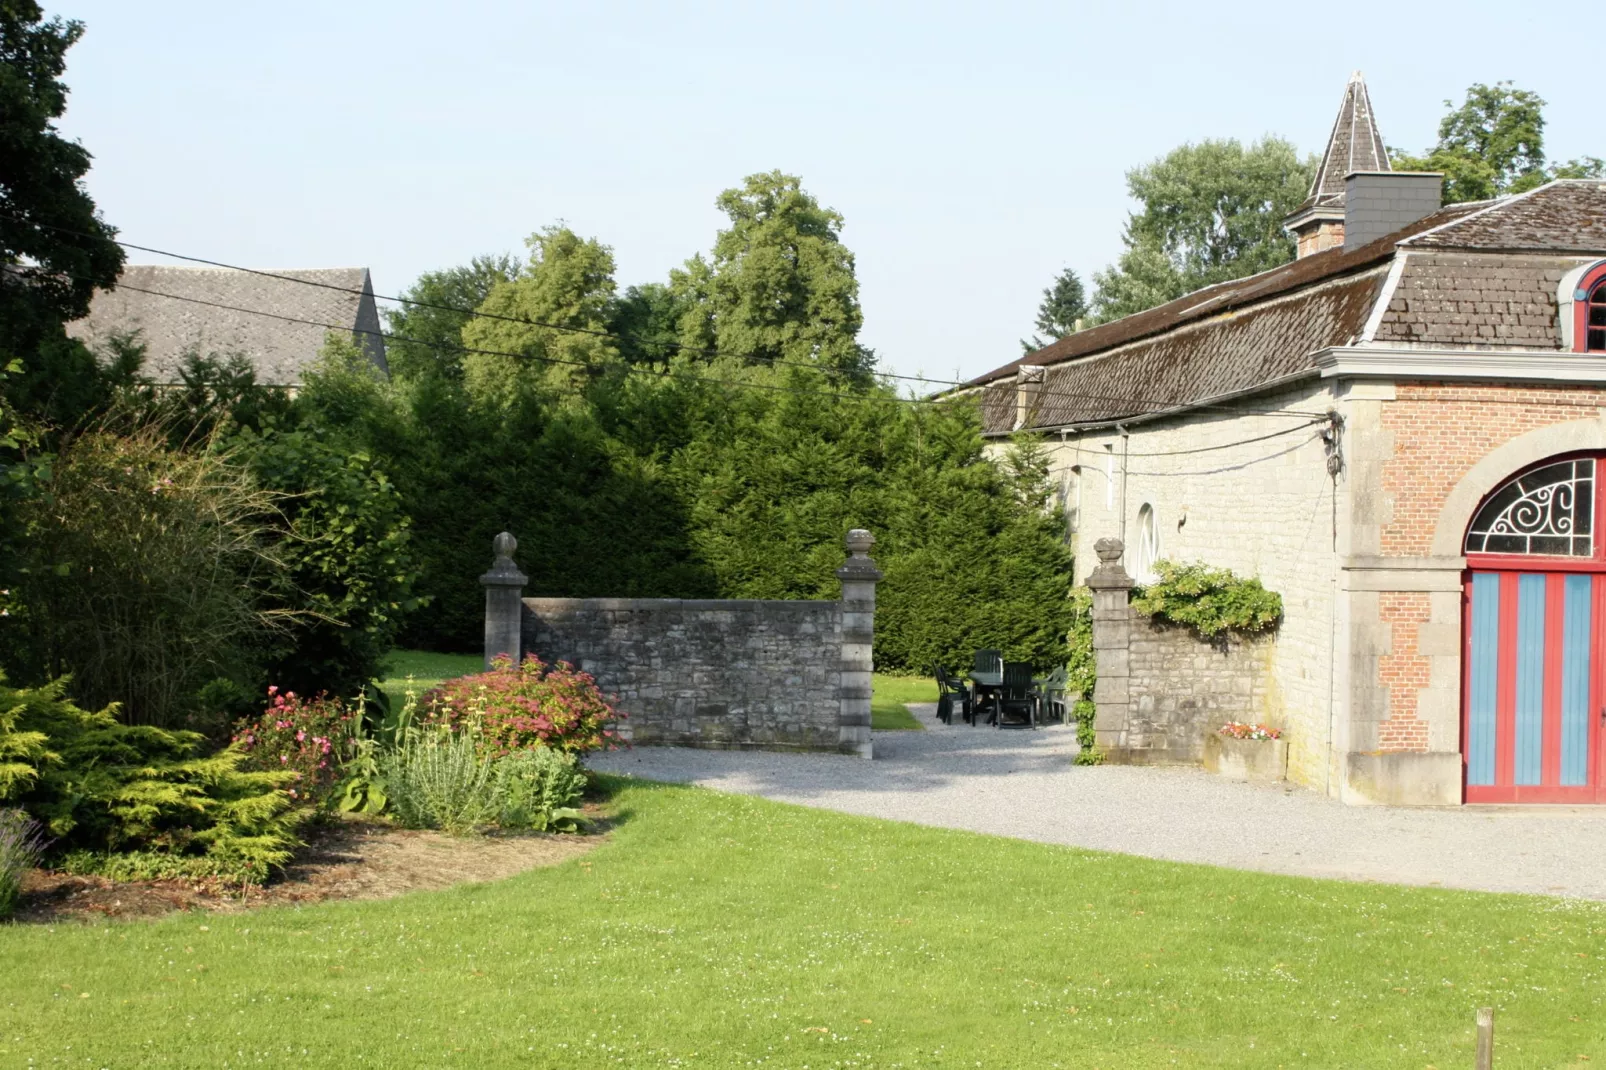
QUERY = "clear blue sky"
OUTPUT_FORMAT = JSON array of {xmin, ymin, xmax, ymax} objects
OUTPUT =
[{"xmin": 50, "ymin": 1, "xmax": 1598, "ymax": 385}]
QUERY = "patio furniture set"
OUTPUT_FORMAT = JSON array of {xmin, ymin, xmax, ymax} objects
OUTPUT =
[{"xmin": 932, "ymin": 650, "xmax": 1071, "ymax": 729}]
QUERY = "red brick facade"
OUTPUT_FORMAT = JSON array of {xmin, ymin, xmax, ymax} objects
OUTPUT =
[
  {"xmin": 1379, "ymin": 383, "xmax": 1606, "ymax": 557},
  {"xmin": 1376, "ymin": 592, "xmax": 1432, "ymax": 751}
]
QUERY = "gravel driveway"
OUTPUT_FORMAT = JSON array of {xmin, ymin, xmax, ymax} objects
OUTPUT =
[{"xmin": 590, "ymin": 703, "xmax": 1606, "ymax": 899}]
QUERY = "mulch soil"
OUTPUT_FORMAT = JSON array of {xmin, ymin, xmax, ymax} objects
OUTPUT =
[{"xmin": 12, "ymin": 809, "xmax": 608, "ymax": 924}]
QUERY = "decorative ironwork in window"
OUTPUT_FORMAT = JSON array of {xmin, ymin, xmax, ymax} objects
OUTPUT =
[
  {"xmin": 1587, "ymin": 276, "xmax": 1606, "ymax": 353},
  {"xmin": 1466, "ymin": 458, "xmax": 1595, "ymax": 556}
]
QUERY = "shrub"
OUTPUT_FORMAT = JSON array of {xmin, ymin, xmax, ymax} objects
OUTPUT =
[
  {"xmin": 422, "ymin": 654, "xmax": 623, "ymax": 755},
  {"xmin": 0, "ymin": 808, "xmax": 47, "ymax": 919},
  {"xmin": 381, "ymin": 727, "xmax": 499, "ymax": 835},
  {"xmin": 0, "ymin": 675, "xmax": 302, "ymax": 883},
  {"xmin": 494, "ymin": 747, "xmax": 586, "ymax": 832},
  {"xmin": 1130, "ymin": 560, "xmax": 1283, "ymax": 637},
  {"xmin": 232, "ymin": 688, "xmax": 360, "ymax": 809},
  {"xmin": 7, "ymin": 428, "xmax": 284, "ymax": 729}
]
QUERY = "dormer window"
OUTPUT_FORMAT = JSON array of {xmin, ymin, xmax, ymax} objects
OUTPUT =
[
  {"xmin": 1575, "ymin": 262, "xmax": 1606, "ymax": 353},
  {"xmin": 1586, "ymin": 272, "xmax": 1606, "ymax": 353}
]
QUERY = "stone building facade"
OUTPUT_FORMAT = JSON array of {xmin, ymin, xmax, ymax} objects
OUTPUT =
[{"xmin": 964, "ymin": 73, "xmax": 1606, "ymax": 805}]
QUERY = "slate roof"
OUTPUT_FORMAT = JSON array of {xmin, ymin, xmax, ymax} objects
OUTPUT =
[
  {"xmin": 1293, "ymin": 71, "xmax": 1391, "ymax": 219},
  {"xmin": 68, "ymin": 265, "xmax": 388, "ymax": 386},
  {"xmin": 978, "ymin": 269, "xmax": 1387, "ymax": 432},
  {"xmin": 965, "ymin": 180, "xmax": 1606, "ymax": 435},
  {"xmin": 1401, "ymin": 180, "xmax": 1606, "ymax": 252}
]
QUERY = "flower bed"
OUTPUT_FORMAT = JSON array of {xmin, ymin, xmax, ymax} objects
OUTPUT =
[{"xmin": 1219, "ymin": 721, "xmax": 1280, "ymax": 741}]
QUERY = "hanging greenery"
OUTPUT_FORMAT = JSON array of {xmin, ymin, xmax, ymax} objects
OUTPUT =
[{"xmin": 1131, "ymin": 561, "xmax": 1283, "ymax": 637}]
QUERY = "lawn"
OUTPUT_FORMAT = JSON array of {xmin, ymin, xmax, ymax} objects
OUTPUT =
[
  {"xmin": 872, "ymin": 672, "xmax": 933, "ymax": 730},
  {"xmin": 380, "ymin": 650, "xmax": 933, "ymax": 732},
  {"xmin": 3, "ymin": 779, "xmax": 1603, "ymax": 1068}
]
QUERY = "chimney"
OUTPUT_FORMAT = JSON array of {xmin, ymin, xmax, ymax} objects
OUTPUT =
[
  {"xmin": 1342, "ymin": 171, "xmax": 1443, "ymax": 249},
  {"xmin": 1015, "ymin": 365, "xmax": 1045, "ymax": 430},
  {"xmin": 1285, "ymin": 72, "xmax": 1392, "ymax": 258}
]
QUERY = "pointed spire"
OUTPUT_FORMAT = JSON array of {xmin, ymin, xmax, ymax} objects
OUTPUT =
[
  {"xmin": 1286, "ymin": 72, "xmax": 1392, "ymax": 257},
  {"xmin": 1305, "ymin": 72, "xmax": 1391, "ymax": 209}
]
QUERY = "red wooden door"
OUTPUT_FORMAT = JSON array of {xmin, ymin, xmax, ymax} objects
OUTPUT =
[{"xmin": 1463, "ymin": 455, "xmax": 1606, "ymax": 803}]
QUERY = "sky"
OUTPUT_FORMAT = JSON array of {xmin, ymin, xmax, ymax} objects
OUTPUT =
[{"xmin": 49, "ymin": 0, "xmax": 1600, "ymax": 386}]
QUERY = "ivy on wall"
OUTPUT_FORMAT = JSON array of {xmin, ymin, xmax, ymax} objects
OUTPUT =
[{"xmin": 1130, "ymin": 561, "xmax": 1283, "ymax": 637}]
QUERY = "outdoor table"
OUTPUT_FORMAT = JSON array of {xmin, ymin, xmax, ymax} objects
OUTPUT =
[{"xmin": 969, "ymin": 670, "xmax": 1003, "ymax": 725}]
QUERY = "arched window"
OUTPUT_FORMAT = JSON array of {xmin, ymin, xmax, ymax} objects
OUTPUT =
[
  {"xmin": 1134, "ymin": 503, "xmax": 1160, "ymax": 582},
  {"xmin": 1585, "ymin": 271, "xmax": 1606, "ymax": 353},
  {"xmin": 1465, "ymin": 457, "xmax": 1595, "ymax": 557}
]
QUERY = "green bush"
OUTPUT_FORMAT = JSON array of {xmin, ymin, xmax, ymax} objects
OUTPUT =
[
  {"xmin": 493, "ymin": 746, "xmax": 586, "ymax": 832},
  {"xmin": 1065, "ymin": 588, "xmax": 1102, "ymax": 765},
  {"xmin": 6, "ymin": 427, "xmax": 284, "ymax": 730},
  {"xmin": 0, "ymin": 675, "xmax": 302, "ymax": 883},
  {"xmin": 381, "ymin": 727, "xmax": 499, "ymax": 835},
  {"xmin": 0, "ymin": 808, "xmax": 46, "ymax": 919},
  {"xmin": 1130, "ymin": 560, "xmax": 1283, "ymax": 637}
]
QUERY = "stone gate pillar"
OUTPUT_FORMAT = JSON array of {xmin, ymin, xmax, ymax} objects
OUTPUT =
[
  {"xmin": 481, "ymin": 531, "xmax": 528, "ymax": 670},
  {"xmin": 835, "ymin": 528, "xmax": 882, "ymax": 759},
  {"xmin": 1085, "ymin": 537, "xmax": 1134, "ymax": 753}
]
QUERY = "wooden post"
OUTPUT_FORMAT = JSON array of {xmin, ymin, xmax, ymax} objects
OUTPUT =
[{"xmin": 1474, "ymin": 1007, "xmax": 1494, "ymax": 1070}]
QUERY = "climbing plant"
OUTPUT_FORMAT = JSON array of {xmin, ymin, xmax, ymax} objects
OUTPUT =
[
  {"xmin": 1066, "ymin": 587, "xmax": 1101, "ymax": 765},
  {"xmin": 1130, "ymin": 561, "xmax": 1282, "ymax": 637}
]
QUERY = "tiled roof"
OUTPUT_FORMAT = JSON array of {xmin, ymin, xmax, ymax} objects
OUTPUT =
[
  {"xmin": 1401, "ymin": 181, "xmax": 1606, "ymax": 252},
  {"xmin": 68, "ymin": 265, "xmax": 387, "ymax": 385},
  {"xmin": 977, "ymin": 269, "xmax": 1386, "ymax": 433},
  {"xmin": 1295, "ymin": 71, "xmax": 1391, "ymax": 216},
  {"xmin": 1372, "ymin": 252, "xmax": 1574, "ymax": 349},
  {"xmin": 967, "ymin": 202, "xmax": 1481, "ymax": 389}
]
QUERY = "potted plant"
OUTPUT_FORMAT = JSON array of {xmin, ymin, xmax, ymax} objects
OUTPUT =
[{"xmin": 1203, "ymin": 722, "xmax": 1287, "ymax": 783}]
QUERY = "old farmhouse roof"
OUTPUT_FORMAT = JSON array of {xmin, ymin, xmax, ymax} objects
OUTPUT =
[
  {"xmin": 965, "ymin": 181, "xmax": 1606, "ymax": 434},
  {"xmin": 69, "ymin": 265, "xmax": 387, "ymax": 386}
]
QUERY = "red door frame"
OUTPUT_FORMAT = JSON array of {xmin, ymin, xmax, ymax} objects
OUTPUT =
[{"xmin": 1462, "ymin": 452, "xmax": 1606, "ymax": 803}]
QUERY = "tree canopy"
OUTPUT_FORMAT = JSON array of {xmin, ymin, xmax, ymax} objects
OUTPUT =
[
  {"xmin": 383, "ymin": 255, "xmax": 516, "ymax": 380},
  {"xmin": 1089, "ymin": 137, "xmax": 1313, "ymax": 323},
  {"xmin": 671, "ymin": 171, "xmax": 873, "ymax": 380},
  {"xmin": 1022, "ymin": 268, "xmax": 1087, "ymax": 352},
  {"xmin": 1391, "ymin": 82, "xmax": 1604, "ymax": 204}
]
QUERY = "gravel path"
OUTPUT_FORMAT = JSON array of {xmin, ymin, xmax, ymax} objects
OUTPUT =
[{"xmin": 591, "ymin": 703, "xmax": 1606, "ymax": 899}]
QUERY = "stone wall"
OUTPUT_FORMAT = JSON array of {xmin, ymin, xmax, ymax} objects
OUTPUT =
[
  {"xmin": 1087, "ymin": 539, "xmax": 1276, "ymax": 765},
  {"xmin": 480, "ymin": 529, "xmax": 881, "ymax": 757},
  {"xmin": 522, "ymin": 597, "xmax": 848, "ymax": 752}
]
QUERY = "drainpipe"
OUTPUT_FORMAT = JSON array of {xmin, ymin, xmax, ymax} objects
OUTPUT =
[{"xmin": 1116, "ymin": 424, "xmax": 1131, "ymax": 547}]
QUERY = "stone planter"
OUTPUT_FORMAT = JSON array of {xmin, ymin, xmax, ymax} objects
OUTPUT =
[{"xmin": 1203, "ymin": 734, "xmax": 1287, "ymax": 783}]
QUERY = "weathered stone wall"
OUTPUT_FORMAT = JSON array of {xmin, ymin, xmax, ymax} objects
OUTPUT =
[
  {"xmin": 1086, "ymin": 538, "xmax": 1277, "ymax": 766},
  {"xmin": 522, "ymin": 597, "xmax": 849, "ymax": 752},
  {"xmin": 1123, "ymin": 617, "xmax": 1275, "ymax": 763}
]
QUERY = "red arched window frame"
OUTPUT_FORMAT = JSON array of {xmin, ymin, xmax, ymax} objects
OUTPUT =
[
  {"xmin": 1576, "ymin": 262, "xmax": 1606, "ymax": 354},
  {"xmin": 1465, "ymin": 452, "xmax": 1606, "ymax": 572}
]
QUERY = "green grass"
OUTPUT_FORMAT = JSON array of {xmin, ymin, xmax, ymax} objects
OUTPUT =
[
  {"xmin": 4, "ymin": 778, "xmax": 1602, "ymax": 1068},
  {"xmin": 871, "ymin": 672, "xmax": 934, "ymax": 730},
  {"xmin": 378, "ymin": 649, "xmax": 482, "ymax": 708}
]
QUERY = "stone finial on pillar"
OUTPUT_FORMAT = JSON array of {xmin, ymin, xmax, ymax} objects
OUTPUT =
[
  {"xmin": 481, "ymin": 531, "xmax": 528, "ymax": 671},
  {"xmin": 835, "ymin": 528, "xmax": 882, "ymax": 760},
  {"xmin": 1084, "ymin": 537, "xmax": 1134, "ymax": 755}
]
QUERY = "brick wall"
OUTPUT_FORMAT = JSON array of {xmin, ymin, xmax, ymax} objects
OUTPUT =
[
  {"xmin": 521, "ymin": 597, "xmax": 848, "ymax": 752},
  {"xmin": 1379, "ymin": 383, "xmax": 1606, "ymax": 556},
  {"xmin": 1376, "ymin": 592, "xmax": 1432, "ymax": 751}
]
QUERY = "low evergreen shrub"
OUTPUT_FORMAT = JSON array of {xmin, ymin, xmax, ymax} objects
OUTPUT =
[
  {"xmin": 1130, "ymin": 561, "xmax": 1283, "ymax": 637},
  {"xmin": 0, "ymin": 675, "xmax": 302, "ymax": 883}
]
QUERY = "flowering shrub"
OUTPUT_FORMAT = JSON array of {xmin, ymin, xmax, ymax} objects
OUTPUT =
[
  {"xmin": 1219, "ymin": 722, "xmax": 1281, "ymax": 741},
  {"xmin": 233, "ymin": 688, "xmax": 359, "ymax": 807},
  {"xmin": 421, "ymin": 655, "xmax": 623, "ymax": 756}
]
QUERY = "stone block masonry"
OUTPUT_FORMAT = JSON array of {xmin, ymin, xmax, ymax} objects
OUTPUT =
[
  {"xmin": 481, "ymin": 530, "xmax": 881, "ymax": 757},
  {"xmin": 1089, "ymin": 539, "xmax": 1275, "ymax": 764}
]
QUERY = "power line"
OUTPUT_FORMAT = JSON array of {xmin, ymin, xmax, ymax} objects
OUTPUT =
[{"xmin": 9, "ymin": 212, "xmax": 1330, "ymax": 422}]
